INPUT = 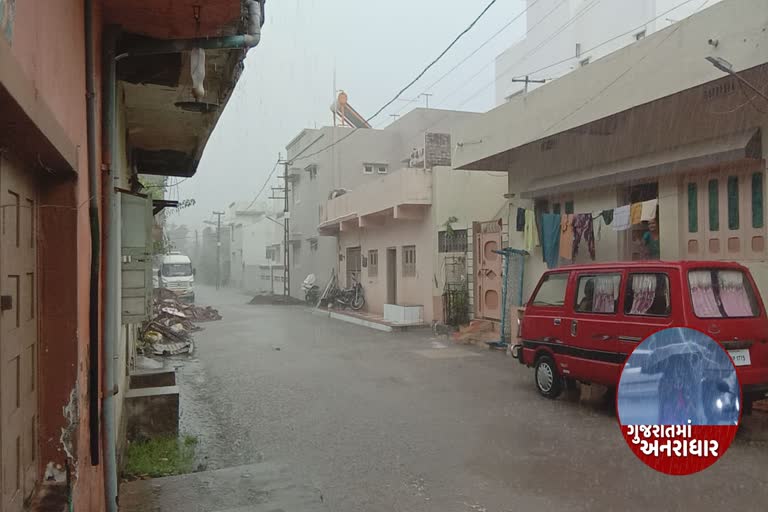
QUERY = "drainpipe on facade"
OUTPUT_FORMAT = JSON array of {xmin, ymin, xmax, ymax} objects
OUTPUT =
[
  {"xmin": 102, "ymin": 25, "xmax": 121, "ymax": 512},
  {"xmin": 84, "ymin": 0, "xmax": 101, "ymax": 470},
  {"xmin": 116, "ymin": 0, "xmax": 264, "ymax": 59}
]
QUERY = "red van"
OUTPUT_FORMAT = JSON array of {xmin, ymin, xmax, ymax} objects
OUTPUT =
[{"xmin": 513, "ymin": 261, "xmax": 768, "ymax": 411}]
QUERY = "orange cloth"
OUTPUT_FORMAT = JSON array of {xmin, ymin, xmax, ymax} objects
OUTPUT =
[
  {"xmin": 559, "ymin": 214, "xmax": 574, "ymax": 260},
  {"xmin": 630, "ymin": 202, "xmax": 643, "ymax": 225}
]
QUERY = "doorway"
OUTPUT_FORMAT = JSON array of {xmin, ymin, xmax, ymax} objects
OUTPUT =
[
  {"xmin": 1, "ymin": 153, "xmax": 39, "ymax": 512},
  {"xmin": 474, "ymin": 219, "xmax": 503, "ymax": 320},
  {"xmin": 345, "ymin": 246, "xmax": 361, "ymax": 287},
  {"xmin": 386, "ymin": 248, "xmax": 397, "ymax": 304}
]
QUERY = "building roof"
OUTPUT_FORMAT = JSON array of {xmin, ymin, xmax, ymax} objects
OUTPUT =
[{"xmin": 453, "ymin": 0, "xmax": 768, "ymax": 171}]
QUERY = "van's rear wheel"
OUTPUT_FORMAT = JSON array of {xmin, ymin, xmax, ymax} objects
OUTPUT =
[{"xmin": 535, "ymin": 355, "xmax": 562, "ymax": 399}]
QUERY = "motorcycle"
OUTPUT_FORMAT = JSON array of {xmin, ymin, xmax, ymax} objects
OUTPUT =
[
  {"xmin": 328, "ymin": 274, "xmax": 365, "ymax": 310},
  {"xmin": 302, "ymin": 274, "xmax": 320, "ymax": 306}
]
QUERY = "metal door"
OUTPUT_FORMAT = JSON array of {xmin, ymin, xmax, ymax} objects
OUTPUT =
[
  {"xmin": 346, "ymin": 246, "xmax": 361, "ymax": 287},
  {"xmin": 474, "ymin": 219, "xmax": 503, "ymax": 320},
  {"xmin": 1, "ymin": 154, "xmax": 39, "ymax": 512}
]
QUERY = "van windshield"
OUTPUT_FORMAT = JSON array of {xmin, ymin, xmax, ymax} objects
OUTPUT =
[
  {"xmin": 688, "ymin": 269, "xmax": 760, "ymax": 318},
  {"xmin": 162, "ymin": 263, "xmax": 192, "ymax": 277},
  {"xmin": 531, "ymin": 273, "xmax": 569, "ymax": 307}
]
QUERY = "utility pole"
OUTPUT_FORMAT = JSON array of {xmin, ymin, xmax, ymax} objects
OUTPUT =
[
  {"xmin": 511, "ymin": 75, "xmax": 547, "ymax": 94},
  {"xmin": 212, "ymin": 211, "xmax": 225, "ymax": 289},
  {"xmin": 420, "ymin": 93, "xmax": 433, "ymax": 109},
  {"xmin": 270, "ymin": 154, "xmax": 290, "ymax": 297}
]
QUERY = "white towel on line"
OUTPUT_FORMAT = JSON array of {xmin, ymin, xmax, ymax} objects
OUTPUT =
[{"xmin": 612, "ymin": 205, "xmax": 631, "ymax": 231}]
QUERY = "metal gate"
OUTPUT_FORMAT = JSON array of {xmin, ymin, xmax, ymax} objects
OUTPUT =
[
  {"xmin": 474, "ymin": 219, "xmax": 503, "ymax": 320},
  {"xmin": 346, "ymin": 246, "xmax": 361, "ymax": 287},
  {"xmin": 1, "ymin": 154, "xmax": 39, "ymax": 512}
]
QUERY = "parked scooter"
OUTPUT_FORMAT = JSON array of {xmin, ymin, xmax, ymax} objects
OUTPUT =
[{"xmin": 302, "ymin": 274, "xmax": 320, "ymax": 306}]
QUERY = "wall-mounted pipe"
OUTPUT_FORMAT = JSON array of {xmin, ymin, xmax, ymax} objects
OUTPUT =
[
  {"xmin": 84, "ymin": 0, "xmax": 101, "ymax": 469},
  {"xmin": 116, "ymin": 0, "xmax": 264, "ymax": 59},
  {"xmin": 102, "ymin": 25, "xmax": 121, "ymax": 512}
]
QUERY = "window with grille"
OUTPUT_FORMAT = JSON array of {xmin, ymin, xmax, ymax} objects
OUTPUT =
[
  {"xmin": 402, "ymin": 245, "xmax": 416, "ymax": 277},
  {"xmin": 305, "ymin": 164, "xmax": 318, "ymax": 180},
  {"xmin": 368, "ymin": 250, "xmax": 378, "ymax": 277},
  {"xmin": 438, "ymin": 229, "xmax": 468, "ymax": 253},
  {"xmin": 310, "ymin": 239, "xmax": 318, "ymax": 251}
]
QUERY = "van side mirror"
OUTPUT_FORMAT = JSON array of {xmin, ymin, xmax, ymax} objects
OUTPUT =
[{"xmin": 193, "ymin": 268, "xmax": 197, "ymax": 276}]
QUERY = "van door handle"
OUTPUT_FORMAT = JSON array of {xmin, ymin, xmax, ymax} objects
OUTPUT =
[
  {"xmin": 593, "ymin": 334, "xmax": 612, "ymax": 341},
  {"xmin": 553, "ymin": 318, "xmax": 561, "ymax": 326},
  {"xmin": 570, "ymin": 320, "xmax": 577, "ymax": 337}
]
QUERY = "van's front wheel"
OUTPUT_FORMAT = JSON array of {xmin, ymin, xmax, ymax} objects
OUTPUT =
[{"xmin": 535, "ymin": 355, "xmax": 562, "ymax": 399}]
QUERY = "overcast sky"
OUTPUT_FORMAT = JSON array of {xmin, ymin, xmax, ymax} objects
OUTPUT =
[{"xmin": 171, "ymin": 0, "xmax": 526, "ymax": 230}]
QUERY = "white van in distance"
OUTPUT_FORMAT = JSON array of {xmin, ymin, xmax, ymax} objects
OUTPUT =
[{"xmin": 159, "ymin": 252, "xmax": 195, "ymax": 302}]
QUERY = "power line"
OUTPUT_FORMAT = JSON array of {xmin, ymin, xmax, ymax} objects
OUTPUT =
[
  {"xmin": 384, "ymin": 0, "xmax": 547, "ymax": 123},
  {"xmin": 442, "ymin": 0, "xmax": 600, "ymax": 107},
  {"xmin": 451, "ymin": 0, "xmax": 699, "ymax": 110},
  {"xmin": 243, "ymin": 158, "xmax": 281, "ymax": 212},
  {"xmin": 291, "ymin": 0, "xmax": 501, "ymax": 163}
]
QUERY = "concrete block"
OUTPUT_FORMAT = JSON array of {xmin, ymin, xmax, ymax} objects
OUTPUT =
[
  {"xmin": 130, "ymin": 370, "xmax": 176, "ymax": 389},
  {"xmin": 125, "ymin": 385, "xmax": 180, "ymax": 441}
]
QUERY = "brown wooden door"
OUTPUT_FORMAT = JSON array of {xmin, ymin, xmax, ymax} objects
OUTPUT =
[
  {"xmin": 474, "ymin": 219, "xmax": 503, "ymax": 320},
  {"xmin": 1, "ymin": 154, "xmax": 39, "ymax": 512},
  {"xmin": 346, "ymin": 247, "xmax": 361, "ymax": 287}
]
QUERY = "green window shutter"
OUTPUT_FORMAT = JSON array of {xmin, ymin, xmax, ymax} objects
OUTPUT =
[
  {"xmin": 553, "ymin": 203, "xmax": 561, "ymax": 215},
  {"xmin": 727, "ymin": 175, "xmax": 739, "ymax": 230},
  {"xmin": 565, "ymin": 201, "xmax": 574, "ymax": 214},
  {"xmin": 708, "ymin": 179, "xmax": 719, "ymax": 231},
  {"xmin": 753, "ymin": 172, "xmax": 764, "ymax": 229},
  {"xmin": 687, "ymin": 183, "xmax": 698, "ymax": 233}
]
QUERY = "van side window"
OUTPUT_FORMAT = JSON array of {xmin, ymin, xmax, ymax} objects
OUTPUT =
[
  {"xmin": 531, "ymin": 273, "xmax": 569, "ymax": 307},
  {"xmin": 625, "ymin": 273, "xmax": 671, "ymax": 316},
  {"xmin": 575, "ymin": 274, "xmax": 621, "ymax": 314}
]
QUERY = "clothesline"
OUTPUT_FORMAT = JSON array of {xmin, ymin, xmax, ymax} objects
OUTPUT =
[{"xmin": 515, "ymin": 197, "xmax": 660, "ymax": 269}]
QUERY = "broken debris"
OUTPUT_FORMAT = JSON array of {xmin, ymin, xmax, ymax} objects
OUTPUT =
[{"xmin": 139, "ymin": 289, "xmax": 222, "ymax": 357}]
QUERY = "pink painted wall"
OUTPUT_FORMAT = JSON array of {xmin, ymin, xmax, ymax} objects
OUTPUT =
[
  {"xmin": 8, "ymin": 1, "xmax": 104, "ymax": 509},
  {"xmin": 338, "ymin": 214, "xmax": 436, "ymax": 322}
]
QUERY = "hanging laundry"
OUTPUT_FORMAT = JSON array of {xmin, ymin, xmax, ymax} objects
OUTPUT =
[
  {"xmin": 601, "ymin": 209, "xmax": 614, "ymax": 226},
  {"xmin": 640, "ymin": 199, "xmax": 658, "ymax": 222},
  {"xmin": 593, "ymin": 211, "xmax": 604, "ymax": 241},
  {"xmin": 516, "ymin": 207, "xmax": 526, "ymax": 232},
  {"xmin": 559, "ymin": 214, "xmax": 574, "ymax": 261},
  {"xmin": 523, "ymin": 209, "xmax": 539, "ymax": 252},
  {"xmin": 572, "ymin": 214, "xmax": 595, "ymax": 260},
  {"xmin": 541, "ymin": 213, "xmax": 561, "ymax": 269},
  {"xmin": 630, "ymin": 202, "xmax": 643, "ymax": 225},
  {"xmin": 612, "ymin": 205, "xmax": 631, "ymax": 231}
]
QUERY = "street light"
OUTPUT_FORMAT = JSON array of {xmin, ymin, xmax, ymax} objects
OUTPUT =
[{"xmin": 706, "ymin": 56, "xmax": 768, "ymax": 102}]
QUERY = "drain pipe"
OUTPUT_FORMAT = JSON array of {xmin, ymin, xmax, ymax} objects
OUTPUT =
[
  {"xmin": 84, "ymin": 0, "xmax": 101, "ymax": 468},
  {"xmin": 116, "ymin": 0, "xmax": 264, "ymax": 59},
  {"xmin": 102, "ymin": 25, "xmax": 121, "ymax": 512}
]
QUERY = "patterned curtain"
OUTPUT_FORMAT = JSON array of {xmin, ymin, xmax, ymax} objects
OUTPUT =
[
  {"xmin": 689, "ymin": 271, "xmax": 721, "ymax": 318},
  {"xmin": 629, "ymin": 274, "xmax": 657, "ymax": 315},
  {"xmin": 718, "ymin": 271, "xmax": 755, "ymax": 317}
]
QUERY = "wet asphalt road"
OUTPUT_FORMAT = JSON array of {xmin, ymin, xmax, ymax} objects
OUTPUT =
[{"xmin": 178, "ymin": 286, "xmax": 768, "ymax": 512}]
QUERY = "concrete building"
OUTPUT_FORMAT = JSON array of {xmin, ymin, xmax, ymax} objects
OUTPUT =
[
  {"xmin": 0, "ymin": 1, "xmax": 264, "ymax": 510},
  {"xmin": 318, "ymin": 157, "xmax": 507, "ymax": 324},
  {"xmin": 495, "ymin": 0, "xmax": 722, "ymax": 105},
  {"xmin": 224, "ymin": 201, "xmax": 284, "ymax": 293},
  {"xmin": 284, "ymin": 108, "xmax": 486, "ymax": 300},
  {"xmin": 456, "ymin": 0, "xmax": 768, "ymax": 302}
]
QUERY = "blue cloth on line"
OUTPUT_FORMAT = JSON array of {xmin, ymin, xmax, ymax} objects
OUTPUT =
[{"xmin": 541, "ymin": 213, "xmax": 561, "ymax": 269}]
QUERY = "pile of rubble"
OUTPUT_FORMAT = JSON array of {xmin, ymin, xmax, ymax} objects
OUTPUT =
[{"xmin": 139, "ymin": 289, "xmax": 222, "ymax": 357}]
